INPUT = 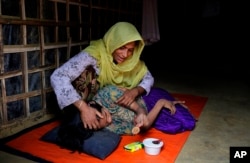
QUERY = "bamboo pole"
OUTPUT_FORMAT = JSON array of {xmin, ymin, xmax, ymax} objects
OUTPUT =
[
  {"xmin": 39, "ymin": 0, "xmax": 46, "ymax": 112},
  {"xmin": 20, "ymin": 0, "xmax": 30, "ymax": 117},
  {"xmin": 78, "ymin": 2, "xmax": 82, "ymax": 44},
  {"xmin": 3, "ymin": 41, "xmax": 88, "ymax": 53},
  {"xmin": 0, "ymin": 20, "xmax": 8, "ymax": 124},
  {"xmin": 54, "ymin": 1, "xmax": 59, "ymax": 67},
  {"xmin": 66, "ymin": 0, "xmax": 71, "ymax": 59}
]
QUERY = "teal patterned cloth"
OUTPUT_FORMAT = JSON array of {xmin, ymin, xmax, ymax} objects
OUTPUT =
[{"xmin": 92, "ymin": 85, "xmax": 147, "ymax": 135}]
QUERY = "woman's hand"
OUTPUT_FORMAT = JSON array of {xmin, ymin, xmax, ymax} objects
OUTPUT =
[
  {"xmin": 116, "ymin": 86, "xmax": 144, "ymax": 107},
  {"xmin": 79, "ymin": 105, "xmax": 103, "ymax": 130},
  {"xmin": 75, "ymin": 100, "xmax": 104, "ymax": 130}
]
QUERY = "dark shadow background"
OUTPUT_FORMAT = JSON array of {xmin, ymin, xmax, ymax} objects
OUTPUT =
[{"xmin": 142, "ymin": 0, "xmax": 249, "ymax": 79}]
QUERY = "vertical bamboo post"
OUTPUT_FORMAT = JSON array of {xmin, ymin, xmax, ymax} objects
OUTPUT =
[
  {"xmin": 39, "ymin": 0, "xmax": 46, "ymax": 112},
  {"xmin": 54, "ymin": 1, "xmax": 59, "ymax": 67},
  {"xmin": 78, "ymin": 1, "xmax": 82, "ymax": 45},
  {"xmin": 89, "ymin": 0, "xmax": 92, "ymax": 41},
  {"xmin": 66, "ymin": 0, "xmax": 71, "ymax": 59},
  {"xmin": 0, "ymin": 1, "xmax": 8, "ymax": 123},
  {"xmin": 20, "ymin": 0, "xmax": 30, "ymax": 117}
]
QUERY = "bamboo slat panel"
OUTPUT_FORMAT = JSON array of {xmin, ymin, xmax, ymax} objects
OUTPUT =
[{"xmin": 0, "ymin": 0, "xmax": 142, "ymax": 139}]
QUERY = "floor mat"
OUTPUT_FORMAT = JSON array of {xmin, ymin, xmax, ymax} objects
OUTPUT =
[{"xmin": 3, "ymin": 93, "xmax": 207, "ymax": 163}]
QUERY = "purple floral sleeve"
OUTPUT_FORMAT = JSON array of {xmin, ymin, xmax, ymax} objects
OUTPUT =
[
  {"xmin": 50, "ymin": 52, "xmax": 98, "ymax": 109},
  {"xmin": 50, "ymin": 51, "xmax": 154, "ymax": 109}
]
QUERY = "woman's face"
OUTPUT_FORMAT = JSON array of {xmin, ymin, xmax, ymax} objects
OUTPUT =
[{"xmin": 112, "ymin": 41, "xmax": 136, "ymax": 64}]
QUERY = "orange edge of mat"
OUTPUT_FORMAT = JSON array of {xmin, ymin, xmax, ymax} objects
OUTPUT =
[{"xmin": 6, "ymin": 94, "xmax": 208, "ymax": 163}]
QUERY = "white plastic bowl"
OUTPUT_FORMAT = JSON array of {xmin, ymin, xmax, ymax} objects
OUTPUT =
[{"xmin": 143, "ymin": 138, "xmax": 164, "ymax": 155}]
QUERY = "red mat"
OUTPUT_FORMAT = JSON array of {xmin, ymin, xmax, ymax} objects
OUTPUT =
[{"xmin": 5, "ymin": 93, "xmax": 207, "ymax": 163}]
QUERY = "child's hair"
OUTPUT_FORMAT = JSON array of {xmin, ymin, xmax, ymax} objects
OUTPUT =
[{"xmin": 57, "ymin": 101, "xmax": 102, "ymax": 153}]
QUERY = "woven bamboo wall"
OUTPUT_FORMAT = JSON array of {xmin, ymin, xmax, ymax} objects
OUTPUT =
[{"xmin": 0, "ymin": 0, "xmax": 142, "ymax": 138}]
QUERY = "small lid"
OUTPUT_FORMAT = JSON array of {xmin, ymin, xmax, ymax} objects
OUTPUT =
[{"xmin": 143, "ymin": 138, "xmax": 164, "ymax": 148}]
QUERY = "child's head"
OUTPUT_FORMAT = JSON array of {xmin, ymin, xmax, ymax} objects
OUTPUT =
[{"xmin": 88, "ymin": 101, "xmax": 111, "ymax": 128}]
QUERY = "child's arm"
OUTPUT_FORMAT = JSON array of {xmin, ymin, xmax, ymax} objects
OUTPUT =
[
  {"xmin": 132, "ymin": 99, "xmax": 186, "ymax": 131},
  {"xmin": 129, "ymin": 102, "xmax": 147, "ymax": 116}
]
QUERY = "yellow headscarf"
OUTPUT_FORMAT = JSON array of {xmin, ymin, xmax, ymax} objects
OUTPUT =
[{"xmin": 83, "ymin": 22, "xmax": 148, "ymax": 89}]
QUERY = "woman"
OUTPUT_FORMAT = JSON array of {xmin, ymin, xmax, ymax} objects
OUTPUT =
[{"xmin": 50, "ymin": 22, "xmax": 154, "ymax": 130}]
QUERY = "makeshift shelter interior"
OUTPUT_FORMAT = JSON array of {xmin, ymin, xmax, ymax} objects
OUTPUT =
[{"xmin": 0, "ymin": 0, "xmax": 249, "ymax": 162}]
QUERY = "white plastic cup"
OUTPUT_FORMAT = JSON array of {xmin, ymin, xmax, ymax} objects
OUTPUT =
[{"xmin": 143, "ymin": 138, "xmax": 164, "ymax": 155}]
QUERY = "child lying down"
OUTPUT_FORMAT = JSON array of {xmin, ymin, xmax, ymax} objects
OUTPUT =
[
  {"xmin": 91, "ymin": 85, "xmax": 196, "ymax": 135},
  {"xmin": 55, "ymin": 85, "xmax": 196, "ymax": 154}
]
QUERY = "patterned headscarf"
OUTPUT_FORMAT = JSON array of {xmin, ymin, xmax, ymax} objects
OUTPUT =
[{"xmin": 83, "ymin": 22, "xmax": 148, "ymax": 88}]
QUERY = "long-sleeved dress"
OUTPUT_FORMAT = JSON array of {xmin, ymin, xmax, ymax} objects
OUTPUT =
[{"xmin": 50, "ymin": 51, "xmax": 154, "ymax": 109}]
